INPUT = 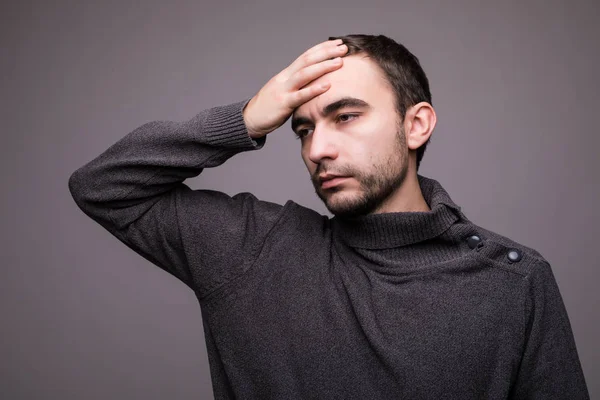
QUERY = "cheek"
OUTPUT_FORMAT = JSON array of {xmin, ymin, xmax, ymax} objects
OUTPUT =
[
  {"xmin": 346, "ymin": 145, "xmax": 375, "ymax": 174},
  {"xmin": 352, "ymin": 114, "xmax": 390, "ymax": 140},
  {"xmin": 354, "ymin": 138, "xmax": 390, "ymax": 172},
  {"xmin": 358, "ymin": 119, "xmax": 398, "ymax": 154}
]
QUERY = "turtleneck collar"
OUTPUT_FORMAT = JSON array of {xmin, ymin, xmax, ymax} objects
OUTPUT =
[{"xmin": 331, "ymin": 175, "xmax": 466, "ymax": 249}]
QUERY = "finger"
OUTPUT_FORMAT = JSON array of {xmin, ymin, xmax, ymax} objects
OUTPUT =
[
  {"xmin": 285, "ymin": 57, "xmax": 343, "ymax": 91},
  {"xmin": 285, "ymin": 40, "xmax": 347, "ymax": 77},
  {"xmin": 289, "ymin": 43, "xmax": 348, "ymax": 74},
  {"xmin": 287, "ymin": 82, "xmax": 331, "ymax": 109},
  {"xmin": 279, "ymin": 42, "xmax": 345, "ymax": 84},
  {"xmin": 304, "ymin": 38, "xmax": 343, "ymax": 56}
]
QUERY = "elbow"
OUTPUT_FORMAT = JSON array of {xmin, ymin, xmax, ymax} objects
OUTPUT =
[
  {"xmin": 68, "ymin": 168, "xmax": 96, "ymax": 213},
  {"xmin": 68, "ymin": 169, "xmax": 85, "ymax": 205}
]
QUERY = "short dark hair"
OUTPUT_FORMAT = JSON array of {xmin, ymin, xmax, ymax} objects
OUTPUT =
[{"xmin": 328, "ymin": 34, "xmax": 432, "ymax": 170}]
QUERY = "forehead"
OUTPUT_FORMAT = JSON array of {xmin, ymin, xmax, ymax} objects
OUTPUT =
[{"xmin": 293, "ymin": 54, "xmax": 393, "ymax": 118}]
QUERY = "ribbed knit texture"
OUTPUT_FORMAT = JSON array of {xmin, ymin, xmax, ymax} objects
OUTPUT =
[
  {"xmin": 69, "ymin": 99, "xmax": 589, "ymax": 399},
  {"xmin": 333, "ymin": 175, "xmax": 461, "ymax": 249}
]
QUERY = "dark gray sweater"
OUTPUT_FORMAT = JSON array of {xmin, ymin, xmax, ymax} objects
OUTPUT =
[{"xmin": 68, "ymin": 99, "xmax": 589, "ymax": 399}]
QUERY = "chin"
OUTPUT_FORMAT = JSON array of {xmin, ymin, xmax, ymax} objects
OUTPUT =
[{"xmin": 323, "ymin": 190, "xmax": 373, "ymax": 217}]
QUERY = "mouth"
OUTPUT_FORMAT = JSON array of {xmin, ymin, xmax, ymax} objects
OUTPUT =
[{"xmin": 320, "ymin": 176, "xmax": 350, "ymax": 189}]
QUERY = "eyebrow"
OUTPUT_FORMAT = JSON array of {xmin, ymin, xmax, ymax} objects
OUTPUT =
[{"xmin": 291, "ymin": 96, "xmax": 371, "ymax": 133}]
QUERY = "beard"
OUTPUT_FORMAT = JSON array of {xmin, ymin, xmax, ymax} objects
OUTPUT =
[{"xmin": 311, "ymin": 126, "xmax": 409, "ymax": 218}]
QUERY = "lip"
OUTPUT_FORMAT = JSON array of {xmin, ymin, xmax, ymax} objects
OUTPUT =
[{"xmin": 321, "ymin": 176, "xmax": 350, "ymax": 189}]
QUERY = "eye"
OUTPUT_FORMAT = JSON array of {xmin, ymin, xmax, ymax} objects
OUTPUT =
[
  {"xmin": 294, "ymin": 114, "xmax": 358, "ymax": 140},
  {"xmin": 336, "ymin": 113, "xmax": 358, "ymax": 123},
  {"xmin": 295, "ymin": 128, "xmax": 314, "ymax": 140}
]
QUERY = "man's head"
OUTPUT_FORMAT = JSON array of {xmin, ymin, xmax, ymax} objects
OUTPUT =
[
  {"xmin": 330, "ymin": 34, "xmax": 433, "ymax": 169},
  {"xmin": 291, "ymin": 34, "xmax": 436, "ymax": 217}
]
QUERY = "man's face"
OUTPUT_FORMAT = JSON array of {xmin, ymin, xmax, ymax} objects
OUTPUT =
[{"xmin": 291, "ymin": 54, "xmax": 409, "ymax": 218}]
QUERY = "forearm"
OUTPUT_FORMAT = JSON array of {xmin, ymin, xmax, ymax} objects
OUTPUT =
[{"xmin": 68, "ymin": 98, "xmax": 263, "ymax": 230}]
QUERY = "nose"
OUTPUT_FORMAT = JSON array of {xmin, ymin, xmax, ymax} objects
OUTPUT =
[{"xmin": 307, "ymin": 125, "xmax": 339, "ymax": 165}]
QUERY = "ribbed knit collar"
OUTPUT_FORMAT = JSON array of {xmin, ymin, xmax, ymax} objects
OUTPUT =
[{"xmin": 332, "ymin": 175, "xmax": 465, "ymax": 249}]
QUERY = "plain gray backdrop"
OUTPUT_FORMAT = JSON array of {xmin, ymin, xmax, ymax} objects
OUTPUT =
[{"xmin": 1, "ymin": 0, "xmax": 598, "ymax": 398}]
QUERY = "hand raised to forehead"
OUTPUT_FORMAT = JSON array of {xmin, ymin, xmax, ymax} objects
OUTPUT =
[{"xmin": 243, "ymin": 39, "xmax": 348, "ymax": 139}]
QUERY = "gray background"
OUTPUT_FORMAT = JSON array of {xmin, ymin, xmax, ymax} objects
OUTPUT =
[{"xmin": 1, "ymin": 0, "xmax": 598, "ymax": 398}]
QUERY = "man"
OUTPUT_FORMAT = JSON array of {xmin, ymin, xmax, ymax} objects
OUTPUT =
[{"xmin": 69, "ymin": 34, "xmax": 589, "ymax": 399}]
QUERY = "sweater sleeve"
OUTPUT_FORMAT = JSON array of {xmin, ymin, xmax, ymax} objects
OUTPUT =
[
  {"xmin": 510, "ymin": 261, "xmax": 590, "ymax": 399},
  {"xmin": 68, "ymin": 99, "xmax": 287, "ymax": 298}
]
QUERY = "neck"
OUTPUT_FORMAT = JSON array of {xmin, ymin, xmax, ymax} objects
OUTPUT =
[
  {"xmin": 371, "ymin": 172, "xmax": 430, "ymax": 214},
  {"xmin": 332, "ymin": 174, "xmax": 464, "ymax": 249}
]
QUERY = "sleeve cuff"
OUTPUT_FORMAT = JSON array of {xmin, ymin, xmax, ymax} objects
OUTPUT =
[{"xmin": 202, "ymin": 98, "xmax": 267, "ymax": 151}]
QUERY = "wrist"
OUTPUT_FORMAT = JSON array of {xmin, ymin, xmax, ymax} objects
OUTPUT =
[{"xmin": 242, "ymin": 98, "xmax": 266, "ymax": 140}]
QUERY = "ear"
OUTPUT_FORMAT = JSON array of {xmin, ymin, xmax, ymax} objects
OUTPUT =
[{"xmin": 403, "ymin": 102, "xmax": 436, "ymax": 151}]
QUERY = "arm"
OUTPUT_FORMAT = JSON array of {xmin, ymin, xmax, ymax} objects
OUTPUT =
[
  {"xmin": 510, "ymin": 261, "xmax": 590, "ymax": 399},
  {"xmin": 68, "ymin": 99, "xmax": 284, "ymax": 298},
  {"xmin": 69, "ymin": 39, "xmax": 350, "ymax": 298}
]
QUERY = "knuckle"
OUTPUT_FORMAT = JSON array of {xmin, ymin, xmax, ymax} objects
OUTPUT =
[
  {"xmin": 275, "ymin": 92, "xmax": 286, "ymax": 105},
  {"xmin": 295, "ymin": 68, "xmax": 308, "ymax": 81},
  {"xmin": 274, "ymin": 74, "xmax": 286, "ymax": 85},
  {"xmin": 291, "ymin": 90, "xmax": 304, "ymax": 104},
  {"xmin": 301, "ymin": 53, "xmax": 312, "ymax": 65}
]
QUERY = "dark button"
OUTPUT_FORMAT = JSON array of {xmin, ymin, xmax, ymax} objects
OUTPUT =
[
  {"xmin": 467, "ymin": 235, "xmax": 482, "ymax": 249},
  {"xmin": 507, "ymin": 249, "xmax": 522, "ymax": 262}
]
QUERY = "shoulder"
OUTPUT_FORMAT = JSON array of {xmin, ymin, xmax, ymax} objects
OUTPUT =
[
  {"xmin": 253, "ymin": 200, "xmax": 333, "ymax": 249},
  {"xmin": 467, "ymin": 223, "xmax": 549, "ymax": 277},
  {"xmin": 278, "ymin": 200, "xmax": 331, "ymax": 231}
]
